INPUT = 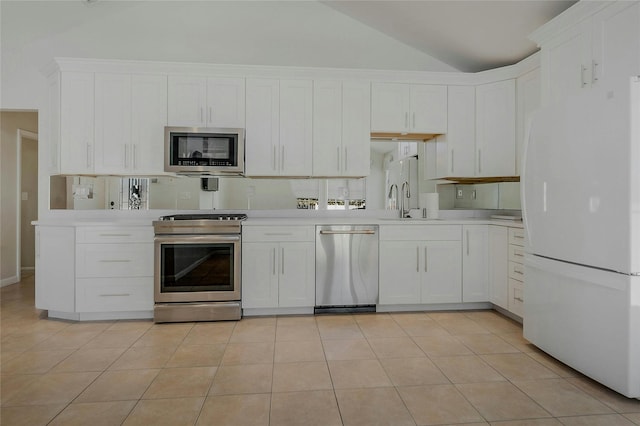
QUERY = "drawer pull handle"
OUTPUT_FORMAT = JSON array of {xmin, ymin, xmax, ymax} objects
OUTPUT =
[
  {"xmin": 99, "ymin": 293, "xmax": 131, "ymax": 297},
  {"xmin": 264, "ymin": 233, "xmax": 293, "ymax": 236},
  {"xmin": 514, "ymin": 270, "xmax": 524, "ymax": 275},
  {"xmin": 514, "ymin": 252, "xmax": 524, "ymax": 257},
  {"xmin": 99, "ymin": 259, "xmax": 131, "ymax": 263},
  {"xmin": 99, "ymin": 233, "xmax": 132, "ymax": 237},
  {"xmin": 514, "ymin": 296, "xmax": 524, "ymax": 302},
  {"xmin": 319, "ymin": 230, "xmax": 376, "ymax": 235},
  {"xmin": 513, "ymin": 235, "xmax": 524, "ymax": 239}
]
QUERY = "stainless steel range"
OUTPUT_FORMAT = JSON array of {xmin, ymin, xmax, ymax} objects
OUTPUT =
[{"xmin": 153, "ymin": 213, "xmax": 247, "ymax": 323}]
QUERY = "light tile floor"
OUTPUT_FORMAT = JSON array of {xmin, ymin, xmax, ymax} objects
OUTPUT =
[{"xmin": 2, "ymin": 274, "xmax": 640, "ymax": 425}]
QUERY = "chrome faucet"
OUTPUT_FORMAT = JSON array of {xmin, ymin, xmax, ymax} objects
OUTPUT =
[
  {"xmin": 388, "ymin": 184, "xmax": 398, "ymax": 210},
  {"xmin": 400, "ymin": 181, "xmax": 410, "ymax": 218}
]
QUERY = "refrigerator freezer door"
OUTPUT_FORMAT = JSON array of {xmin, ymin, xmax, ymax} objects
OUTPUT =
[
  {"xmin": 524, "ymin": 254, "xmax": 640, "ymax": 397},
  {"xmin": 522, "ymin": 83, "xmax": 635, "ymax": 274}
]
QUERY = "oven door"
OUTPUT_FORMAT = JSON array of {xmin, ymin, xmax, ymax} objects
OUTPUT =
[{"xmin": 154, "ymin": 234, "xmax": 241, "ymax": 303}]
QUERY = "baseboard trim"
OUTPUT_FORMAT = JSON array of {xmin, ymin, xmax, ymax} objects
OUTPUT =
[{"xmin": 1, "ymin": 276, "xmax": 19, "ymax": 288}]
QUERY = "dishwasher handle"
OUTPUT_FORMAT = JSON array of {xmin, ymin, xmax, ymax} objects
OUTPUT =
[{"xmin": 319, "ymin": 230, "xmax": 377, "ymax": 235}]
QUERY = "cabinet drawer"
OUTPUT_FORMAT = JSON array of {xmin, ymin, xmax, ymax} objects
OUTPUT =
[
  {"xmin": 379, "ymin": 225, "xmax": 461, "ymax": 241},
  {"xmin": 508, "ymin": 261, "xmax": 525, "ymax": 282},
  {"xmin": 242, "ymin": 226, "xmax": 314, "ymax": 242},
  {"xmin": 508, "ymin": 244, "xmax": 525, "ymax": 263},
  {"xmin": 76, "ymin": 243, "xmax": 153, "ymax": 277},
  {"xmin": 508, "ymin": 278, "xmax": 524, "ymax": 318},
  {"xmin": 77, "ymin": 226, "xmax": 154, "ymax": 244},
  {"xmin": 76, "ymin": 278, "xmax": 153, "ymax": 312},
  {"xmin": 508, "ymin": 228, "xmax": 525, "ymax": 246}
]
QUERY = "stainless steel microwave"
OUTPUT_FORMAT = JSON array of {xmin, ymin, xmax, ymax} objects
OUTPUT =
[{"xmin": 164, "ymin": 127, "xmax": 245, "ymax": 175}]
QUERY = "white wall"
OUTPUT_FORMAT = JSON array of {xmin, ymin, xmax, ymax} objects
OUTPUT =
[{"xmin": 1, "ymin": 1, "xmax": 457, "ymax": 110}]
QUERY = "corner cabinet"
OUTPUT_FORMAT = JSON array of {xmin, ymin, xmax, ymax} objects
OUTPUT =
[
  {"xmin": 167, "ymin": 76, "xmax": 245, "ymax": 128},
  {"xmin": 34, "ymin": 224, "xmax": 154, "ymax": 321},
  {"xmin": 244, "ymin": 79, "xmax": 313, "ymax": 177},
  {"xmin": 462, "ymin": 225, "xmax": 489, "ymax": 302},
  {"xmin": 379, "ymin": 225, "xmax": 462, "ymax": 305},
  {"xmin": 371, "ymin": 83, "xmax": 447, "ymax": 134},
  {"xmin": 241, "ymin": 226, "xmax": 315, "ymax": 313},
  {"xmin": 475, "ymin": 79, "xmax": 516, "ymax": 177},
  {"xmin": 312, "ymin": 80, "xmax": 371, "ymax": 177}
]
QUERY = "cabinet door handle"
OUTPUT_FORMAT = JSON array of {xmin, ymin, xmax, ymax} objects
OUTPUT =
[
  {"xmin": 337, "ymin": 146, "xmax": 341, "ymax": 172},
  {"xmin": 451, "ymin": 149, "xmax": 455, "ymax": 174},
  {"xmin": 209, "ymin": 107, "xmax": 213, "ymax": 123},
  {"xmin": 581, "ymin": 65, "xmax": 588, "ymax": 88},
  {"xmin": 272, "ymin": 248, "xmax": 276, "ymax": 275},
  {"xmin": 99, "ymin": 293, "xmax": 130, "ymax": 297},
  {"xmin": 99, "ymin": 259, "xmax": 131, "ymax": 263},
  {"xmin": 412, "ymin": 112, "xmax": 416, "ymax": 129},
  {"xmin": 87, "ymin": 143, "xmax": 92, "ymax": 168},
  {"xmin": 200, "ymin": 107, "xmax": 204, "ymax": 123},
  {"xmin": 281, "ymin": 247, "xmax": 285, "ymax": 275},
  {"xmin": 405, "ymin": 112, "xmax": 409, "ymax": 129},
  {"xmin": 424, "ymin": 247, "xmax": 428, "ymax": 273},
  {"xmin": 272, "ymin": 146, "xmax": 277, "ymax": 171},
  {"xmin": 416, "ymin": 246, "xmax": 420, "ymax": 272},
  {"xmin": 264, "ymin": 232, "xmax": 293, "ymax": 236},
  {"xmin": 592, "ymin": 60, "xmax": 599, "ymax": 83},
  {"xmin": 99, "ymin": 233, "xmax": 132, "ymax": 237},
  {"xmin": 477, "ymin": 149, "xmax": 482, "ymax": 174},
  {"xmin": 466, "ymin": 230, "xmax": 470, "ymax": 255}
]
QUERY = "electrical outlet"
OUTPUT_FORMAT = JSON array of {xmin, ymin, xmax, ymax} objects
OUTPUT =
[{"xmin": 456, "ymin": 189, "xmax": 463, "ymax": 199}]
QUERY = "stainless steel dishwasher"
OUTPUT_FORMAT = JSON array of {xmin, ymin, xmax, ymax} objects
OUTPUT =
[{"xmin": 315, "ymin": 225, "xmax": 379, "ymax": 314}]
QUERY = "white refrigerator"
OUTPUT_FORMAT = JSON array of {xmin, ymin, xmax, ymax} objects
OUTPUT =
[{"xmin": 522, "ymin": 77, "xmax": 640, "ymax": 398}]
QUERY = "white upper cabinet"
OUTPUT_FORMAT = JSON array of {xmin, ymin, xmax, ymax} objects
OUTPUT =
[
  {"xmin": 313, "ymin": 80, "xmax": 371, "ymax": 177},
  {"xmin": 245, "ymin": 78, "xmax": 280, "ymax": 176},
  {"xmin": 59, "ymin": 71, "xmax": 95, "ymax": 174},
  {"xmin": 371, "ymin": 83, "xmax": 447, "ymax": 134},
  {"xmin": 245, "ymin": 78, "xmax": 312, "ymax": 177},
  {"xmin": 94, "ymin": 73, "xmax": 167, "ymax": 175},
  {"xmin": 168, "ymin": 76, "xmax": 245, "ymax": 128},
  {"xmin": 534, "ymin": 1, "xmax": 640, "ymax": 105},
  {"xmin": 130, "ymin": 75, "xmax": 168, "ymax": 175},
  {"xmin": 436, "ymin": 85, "xmax": 476, "ymax": 177},
  {"xmin": 475, "ymin": 79, "xmax": 516, "ymax": 177},
  {"xmin": 279, "ymin": 79, "xmax": 313, "ymax": 176},
  {"xmin": 516, "ymin": 68, "xmax": 541, "ymax": 176},
  {"xmin": 94, "ymin": 73, "xmax": 132, "ymax": 174}
]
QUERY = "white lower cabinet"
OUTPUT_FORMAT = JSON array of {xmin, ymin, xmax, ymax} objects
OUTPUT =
[
  {"xmin": 242, "ymin": 226, "xmax": 315, "ymax": 310},
  {"xmin": 462, "ymin": 225, "xmax": 489, "ymax": 302},
  {"xmin": 379, "ymin": 225, "xmax": 462, "ymax": 305},
  {"xmin": 507, "ymin": 227, "xmax": 526, "ymax": 317},
  {"xmin": 35, "ymin": 225, "xmax": 154, "ymax": 320}
]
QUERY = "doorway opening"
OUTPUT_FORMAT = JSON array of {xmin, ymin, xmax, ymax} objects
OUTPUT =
[{"xmin": 17, "ymin": 129, "xmax": 39, "ymax": 282}]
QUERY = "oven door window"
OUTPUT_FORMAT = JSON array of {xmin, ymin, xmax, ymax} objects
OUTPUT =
[{"xmin": 160, "ymin": 243, "xmax": 235, "ymax": 292}]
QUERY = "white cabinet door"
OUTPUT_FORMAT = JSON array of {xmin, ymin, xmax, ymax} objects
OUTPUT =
[
  {"xmin": 245, "ymin": 78, "xmax": 280, "ymax": 176},
  {"xmin": 313, "ymin": 80, "xmax": 371, "ymax": 177},
  {"xmin": 438, "ymin": 85, "xmax": 476, "ymax": 177},
  {"xmin": 462, "ymin": 225, "xmax": 489, "ymax": 302},
  {"xmin": 279, "ymin": 79, "xmax": 313, "ymax": 176},
  {"xmin": 342, "ymin": 81, "xmax": 371, "ymax": 177},
  {"xmin": 379, "ymin": 241, "xmax": 421, "ymax": 304},
  {"xmin": 475, "ymin": 79, "xmax": 516, "ymax": 177},
  {"xmin": 206, "ymin": 77, "xmax": 245, "ymax": 128},
  {"xmin": 242, "ymin": 242, "xmax": 279, "ymax": 308},
  {"xmin": 35, "ymin": 227, "xmax": 75, "ymax": 312},
  {"xmin": 278, "ymin": 242, "xmax": 315, "ymax": 308},
  {"xmin": 131, "ymin": 74, "xmax": 168, "ymax": 175},
  {"xmin": 516, "ymin": 69, "xmax": 540, "ymax": 176},
  {"xmin": 167, "ymin": 75, "xmax": 207, "ymax": 127},
  {"xmin": 542, "ymin": 21, "xmax": 592, "ymax": 105},
  {"xmin": 313, "ymin": 80, "xmax": 342, "ymax": 176},
  {"xmin": 60, "ymin": 71, "xmax": 94, "ymax": 174},
  {"xmin": 94, "ymin": 73, "xmax": 131, "ymax": 174},
  {"xmin": 489, "ymin": 225, "xmax": 509, "ymax": 309},
  {"xmin": 371, "ymin": 82, "xmax": 408, "ymax": 132},
  {"xmin": 421, "ymin": 241, "xmax": 462, "ymax": 304},
  {"xmin": 591, "ymin": 1, "xmax": 640, "ymax": 91},
  {"xmin": 410, "ymin": 84, "xmax": 447, "ymax": 133}
]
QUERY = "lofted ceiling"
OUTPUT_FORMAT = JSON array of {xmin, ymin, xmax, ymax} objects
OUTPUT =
[{"xmin": 322, "ymin": 0, "xmax": 577, "ymax": 72}]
